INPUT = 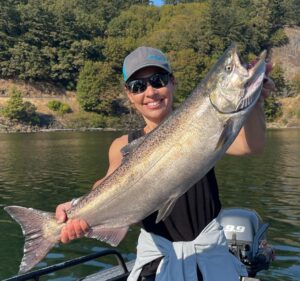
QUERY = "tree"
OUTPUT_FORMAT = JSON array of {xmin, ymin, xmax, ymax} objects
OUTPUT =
[
  {"xmin": 283, "ymin": 0, "xmax": 300, "ymax": 26},
  {"xmin": 168, "ymin": 48, "xmax": 203, "ymax": 105},
  {"xmin": 107, "ymin": 5, "xmax": 159, "ymax": 39},
  {"xmin": 264, "ymin": 96, "xmax": 282, "ymax": 122},
  {"xmin": 7, "ymin": 42, "xmax": 49, "ymax": 80},
  {"xmin": 0, "ymin": 1, "xmax": 21, "ymax": 76},
  {"xmin": 164, "ymin": 0, "xmax": 206, "ymax": 3},
  {"xmin": 102, "ymin": 37, "xmax": 136, "ymax": 71},
  {"xmin": 290, "ymin": 74, "xmax": 300, "ymax": 96},
  {"xmin": 140, "ymin": 2, "xmax": 210, "ymax": 53},
  {"xmin": 269, "ymin": 64, "xmax": 289, "ymax": 97},
  {"xmin": 1, "ymin": 88, "xmax": 39, "ymax": 123},
  {"xmin": 76, "ymin": 61, "xmax": 124, "ymax": 115},
  {"xmin": 0, "ymin": 0, "xmax": 297, "ymax": 112}
]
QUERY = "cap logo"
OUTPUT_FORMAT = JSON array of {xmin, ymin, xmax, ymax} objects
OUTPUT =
[{"xmin": 147, "ymin": 54, "xmax": 167, "ymax": 62}]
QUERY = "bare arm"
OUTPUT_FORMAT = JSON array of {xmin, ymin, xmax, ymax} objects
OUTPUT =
[
  {"xmin": 92, "ymin": 135, "xmax": 128, "ymax": 188},
  {"xmin": 56, "ymin": 135, "xmax": 128, "ymax": 243},
  {"xmin": 226, "ymin": 102, "xmax": 266, "ymax": 155},
  {"xmin": 227, "ymin": 75, "xmax": 275, "ymax": 156}
]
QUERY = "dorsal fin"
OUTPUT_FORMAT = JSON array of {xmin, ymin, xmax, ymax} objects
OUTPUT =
[{"xmin": 156, "ymin": 198, "xmax": 178, "ymax": 223}]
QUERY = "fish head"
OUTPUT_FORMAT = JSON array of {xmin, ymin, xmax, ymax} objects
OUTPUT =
[{"xmin": 209, "ymin": 43, "xmax": 266, "ymax": 114}]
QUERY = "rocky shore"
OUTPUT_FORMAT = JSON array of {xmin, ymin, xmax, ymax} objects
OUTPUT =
[
  {"xmin": 0, "ymin": 117, "xmax": 42, "ymax": 133},
  {"xmin": 0, "ymin": 117, "xmax": 122, "ymax": 133},
  {"xmin": 1, "ymin": 116, "xmax": 299, "ymax": 134}
]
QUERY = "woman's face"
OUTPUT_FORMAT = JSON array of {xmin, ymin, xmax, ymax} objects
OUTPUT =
[{"xmin": 126, "ymin": 66, "xmax": 175, "ymax": 125}]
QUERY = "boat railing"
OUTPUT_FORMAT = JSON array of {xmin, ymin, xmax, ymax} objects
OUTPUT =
[{"xmin": 3, "ymin": 249, "xmax": 129, "ymax": 281}]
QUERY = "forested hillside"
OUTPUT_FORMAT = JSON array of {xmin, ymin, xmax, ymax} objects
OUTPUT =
[{"xmin": 0, "ymin": 0, "xmax": 299, "ymax": 130}]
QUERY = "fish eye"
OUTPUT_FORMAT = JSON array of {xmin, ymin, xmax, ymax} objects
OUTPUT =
[{"xmin": 225, "ymin": 64, "xmax": 233, "ymax": 73}]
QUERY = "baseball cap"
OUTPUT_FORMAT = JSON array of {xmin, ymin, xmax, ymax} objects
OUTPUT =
[{"xmin": 122, "ymin": 46, "xmax": 172, "ymax": 82}]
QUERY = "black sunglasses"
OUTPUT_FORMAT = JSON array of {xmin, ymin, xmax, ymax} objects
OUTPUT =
[{"xmin": 125, "ymin": 72, "xmax": 170, "ymax": 94}]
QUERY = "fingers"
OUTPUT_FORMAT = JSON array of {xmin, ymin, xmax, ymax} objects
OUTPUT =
[
  {"xmin": 248, "ymin": 58, "xmax": 276, "ymax": 103},
  {"xmin": 73, "ymin": 219, "xmax": 89, "ymax": 237},
  {"xmin": 55, "ymin": 201, "xmax": 72, "ymax": 223},
  {"xmin": 79, "ymin": 219, "xmax": 90, "ymax": 232},
  {"xmin": 247, "ymin": 58, "xmax": 273, "ymax": 76},
  {"xmin": 261, "ymin": 61, "xmax": 276, "ymax": 101},
  {"xmin": 55, "ymin": 201, "xmax": 89, "ymax": 243},
  {"xmin": 60, "ymin": 219, "xmax": 90, "ymax": 244},
  {"xmin": 61, "ymin": 223, "xmax": 72, "ymax": 244},
  {"xmin": 263, "ymin": 76, "xmax": 276, "ymax": 91},
  {"xmin": 265, "ymin": 61, "xmax": 273, "ymax": 75},
  {"xmin": 260, "ymin": 76, "xmax": 276, "ymax": 101}
]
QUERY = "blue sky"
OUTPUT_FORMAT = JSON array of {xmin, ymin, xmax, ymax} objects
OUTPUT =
[{"xmin": 153, "ymin": 0, "xmax": 164, "ymax": 6}]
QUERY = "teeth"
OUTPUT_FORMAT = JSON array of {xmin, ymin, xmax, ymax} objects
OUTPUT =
[{"xmin": 147, "ymin": 101, "xmax": 160, "ymax": 106}]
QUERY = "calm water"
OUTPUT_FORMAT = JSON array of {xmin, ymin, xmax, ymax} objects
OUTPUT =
[{"xmin": 0, "ymin": 129, "xmax": 299, "ymax": 280}]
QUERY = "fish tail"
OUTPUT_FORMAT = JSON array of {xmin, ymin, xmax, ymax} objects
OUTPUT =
[{"xmin": 4, "ymin": 205, "xmax": 59, "ymax": 273}]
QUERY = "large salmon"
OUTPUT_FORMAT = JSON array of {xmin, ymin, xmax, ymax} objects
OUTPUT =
[{"xmin": 4, "ymin": 43, "xmax": 266, "ymax": 273}]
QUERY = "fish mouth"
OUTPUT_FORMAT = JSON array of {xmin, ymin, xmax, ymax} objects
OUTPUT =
[
  {"xmin": 235, "ymin": 50, "xmax": 266, "ymax": 112},
  {"xmin": 210, "ymin": 45, "xmax": 266, "ymax": 114}
]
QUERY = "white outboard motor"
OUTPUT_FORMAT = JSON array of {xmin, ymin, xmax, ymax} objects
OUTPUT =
[{"xmin": 218, "ymin": 208, "xmax": 274, "ymax": 277}]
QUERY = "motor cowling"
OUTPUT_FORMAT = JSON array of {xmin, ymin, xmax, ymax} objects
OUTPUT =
[{"xmin": 218, "ymin": 208, "xmax": 274, "ymax": 277}]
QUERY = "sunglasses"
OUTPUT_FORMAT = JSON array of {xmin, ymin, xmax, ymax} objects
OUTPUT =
[{"xmin": 125, "ymin": 72, "xmax": 170, "ymax": 94}]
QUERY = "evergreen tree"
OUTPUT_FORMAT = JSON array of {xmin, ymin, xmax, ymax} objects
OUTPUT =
[
  {"xmin": 0, "ymin": 1, "xmax": 21, "ymax": 76},
  {"xmin": 76, "ymin": 61, "xmax": 123, "ymax": 115},
  {"xmin": 1, "ymin": 88, "xmax": 39, "ymax": 123}
]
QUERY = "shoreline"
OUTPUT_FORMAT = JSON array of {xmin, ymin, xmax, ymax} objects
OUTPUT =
[
  {"xmin": 0, "ymin": 124, "xmax": 300, "ymax": 134},
  {"xmin": 0, "ymin": 126, "xmax": 126, "ymax": 134},
  {"xmin": 266, "ymin": 123, "xmax": 300, "ymax": 129}
]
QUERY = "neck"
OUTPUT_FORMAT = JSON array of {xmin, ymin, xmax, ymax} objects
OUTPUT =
[
  {"xmin": 143, "ymin": 109, "xmax": 173, "ymax": 134},
  {"xmin": 143, "ymin": 122, "xmax": 158, "ymax": 134}
]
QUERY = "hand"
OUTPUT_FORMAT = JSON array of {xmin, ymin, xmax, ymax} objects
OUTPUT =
[
  {"xmin": 55, "ymin": 201, "xmax": 90, "ymax": 243},
  {"xmin": 248, "ymin": 59, "xmax": 276, "ymax": 102},
  {"xmin": 261, "ymin": 62, "xmax": 276, "ymax": 100}
]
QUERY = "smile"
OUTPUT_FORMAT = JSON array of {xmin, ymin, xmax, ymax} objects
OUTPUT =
[
  {"xmin": 144, "ymin": 99, "xmax": 164, "ymax": 109},
  {"xmin": 147, "ymin": 101, "xmax": 160, "ymax": 106}
]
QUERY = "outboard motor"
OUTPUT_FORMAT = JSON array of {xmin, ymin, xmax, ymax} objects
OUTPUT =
[{"xmin": 219, "ymin": 208, "xmax": 274, "ymax": 277}]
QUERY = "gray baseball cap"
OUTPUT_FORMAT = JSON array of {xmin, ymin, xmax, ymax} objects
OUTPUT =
[{"xmin": 122, "ymin": 46, "xmax": 172, "ymax": 82}]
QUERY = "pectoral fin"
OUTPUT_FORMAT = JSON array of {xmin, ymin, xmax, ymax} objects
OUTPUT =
[
  {"xmin": 156, "ymin": 198, "xmax": 177, "ymax": 223},
  {"xmin": 85, "ymin": 226, "xmax": 128, "ymax": 246},
  {"xmin": 215, "ymin": 119, "xmax": 234, "ymax": 151}
]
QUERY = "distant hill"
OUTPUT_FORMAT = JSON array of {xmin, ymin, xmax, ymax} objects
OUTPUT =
[
  {"xmin": 1, "ymin": 26, "xmax": 300, "ymax": 132},
  {"xmin": 271, "ymin": 26, "xmax": 300, "ymax": 80}
]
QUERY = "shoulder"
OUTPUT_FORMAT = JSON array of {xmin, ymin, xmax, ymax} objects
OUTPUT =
[
  {"xmin": 109, "ymin": 134, "xmax": 128, "ymax": 153},
  {"xmin": 105, "ymin": 134, "xmax": 128, "ymax": 175},
  {"xmin": 93, "ymin": 135, "xmax": 129, "ymax": 186}
]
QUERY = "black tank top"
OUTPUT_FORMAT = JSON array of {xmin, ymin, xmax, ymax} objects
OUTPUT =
[{"xmin": 128, "ymin": 129, "xmax": 221, "ymax": 278}]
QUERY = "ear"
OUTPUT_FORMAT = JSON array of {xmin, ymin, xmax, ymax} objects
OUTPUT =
[{"xmin": 126, "ymin": 88, "xmax": 135, "ymax": 104}]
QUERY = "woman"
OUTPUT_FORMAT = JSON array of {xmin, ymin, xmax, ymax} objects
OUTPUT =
[{"xmin": 56, "ymin": 46, "xmax": 275, "ymax": 280}]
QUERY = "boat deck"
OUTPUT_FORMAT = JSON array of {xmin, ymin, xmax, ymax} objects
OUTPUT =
[{"xmin": 83, "ymin": 260, "xmax": 135, "ymax": 281}]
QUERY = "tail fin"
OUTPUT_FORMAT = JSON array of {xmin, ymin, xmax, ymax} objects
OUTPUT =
[{"xmin": 4, "ymin": 206, "xmax": 59, "ymax": 273}]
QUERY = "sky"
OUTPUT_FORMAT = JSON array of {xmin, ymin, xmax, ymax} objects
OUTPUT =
[{"xmin": 153, "ymin": 0, "xmax": 164, "ymax": 6}]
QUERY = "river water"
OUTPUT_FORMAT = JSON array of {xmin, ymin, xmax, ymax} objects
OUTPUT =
[{"xmin": 0, "ymin": 129, "xmax": 299, "ymax": 280}]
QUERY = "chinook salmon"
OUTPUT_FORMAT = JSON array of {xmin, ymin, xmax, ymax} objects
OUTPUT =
[{"xmin": 5, "ymin": 43, "xmax": 266, "ymax": 273}]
